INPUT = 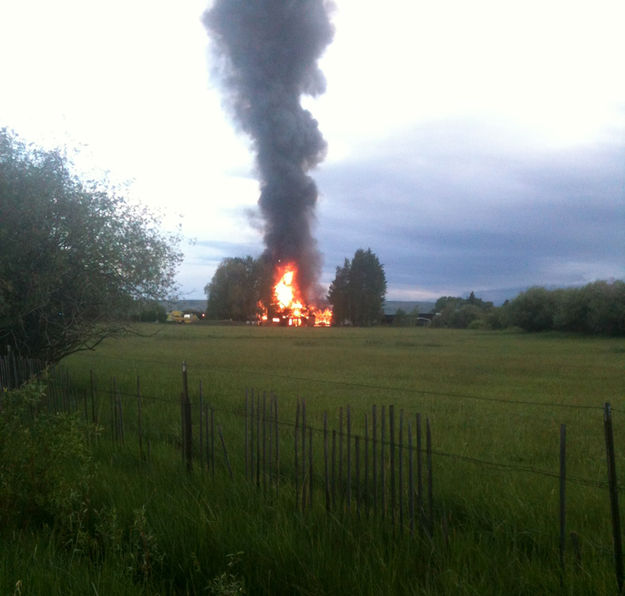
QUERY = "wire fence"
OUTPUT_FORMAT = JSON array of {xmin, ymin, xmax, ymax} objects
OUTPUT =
[
  {"xmin": 63, "ymin": 351, "xmax": 612, "ymax": 413},
  {"xmin": 35, "ymin": 361, "xmax": 614, "ymax": 491},
  {"xmin": 4, "ymin": 356, "xmax": 625, "ymax": 589},
  {"xmin": 0, "ymin": 350, "xmax": 46, "ymax": 390}
]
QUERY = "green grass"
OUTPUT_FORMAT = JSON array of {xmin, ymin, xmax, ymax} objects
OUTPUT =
[{"xmin": 3, "ymin": 325, "xmax": 624, "ymax": 594}]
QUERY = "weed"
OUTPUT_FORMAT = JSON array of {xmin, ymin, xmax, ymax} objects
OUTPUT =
[{"xmin": 206, "ymin": 552, "xmax": 246, "ymax": 595}]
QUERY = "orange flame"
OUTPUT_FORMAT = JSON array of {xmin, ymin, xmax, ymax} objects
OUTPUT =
[{"xmin": 258, "ymin": 263, "xmax": 332, "ymax": 326}]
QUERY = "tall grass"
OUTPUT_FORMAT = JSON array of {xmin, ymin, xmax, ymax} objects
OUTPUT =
[{"xmin": 2, "ymin": 325, "xmax": 623, "ymax": 594}]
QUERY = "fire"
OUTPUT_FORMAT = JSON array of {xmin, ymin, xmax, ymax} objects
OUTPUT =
[
  {"xmin": 274, "ymin": 268, "xmax": 303, "ymax": 314},
  {"xmin": 258, "ymin": 263, "xmax": 332, "ymax": 327}
]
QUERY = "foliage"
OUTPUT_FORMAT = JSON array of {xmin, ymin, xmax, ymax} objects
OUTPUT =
[
  {"xmin": 506, "ymin": 280, "xmax": 625, "ymax": 335},
  {"xmin": 392, "ymin": 307, "xmax": 409, "ymax": 326},
  {"xmin": 326, "ymin": 258, "xmax": 350, "ymax": 324},
  {"xmin": 206, "ymin": 552, "xmax": 246, "ymax": 595},
  {"xmin": 0, "ymin": 380, "xmax": 93, "ymax": 530},
  {"xmin": 0, "ymin": 379, "xmax": 170, "ymax": 590},
  {"xmin": 505, "ymin": 286, "xmax": 557, "ymax": 332},
  {"xmin": 204, "ymin": 256, "xmax": 263, "ymax": 321},
  {"xmin": 126, "ymin": 505, "xmax": 164, "ymax": 583},
  {"xmin": 130, "ymin": 300, "xmax": 168, "ymax": 323},
  {"xmin": 328, "ymin": 248, "xmax": 387, "ymax": 325},
  {"xmin": 0, "ymin": 128, "xmax": 182, "ymax": 362},
  {"xmin": 432, "ymin": 291, "xmax": 494, "ymax": 329},
  {"xmin": 430, "ymin": 282, "xmax": 625, "ymax": 335}
]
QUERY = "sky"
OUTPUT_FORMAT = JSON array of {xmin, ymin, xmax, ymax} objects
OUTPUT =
[{"xmin": 1, "ymin": 0, "xmax": 623, "ymax": 303}]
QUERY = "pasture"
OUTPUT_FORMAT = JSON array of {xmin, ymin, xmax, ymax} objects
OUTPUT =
[{"xmin": 3, "ymin": 324, "xmax": 624, "ymax": 594}]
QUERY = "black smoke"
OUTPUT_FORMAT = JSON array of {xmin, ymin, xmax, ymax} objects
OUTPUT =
[{"xmin": 203, "ymin": 0, "xmax": 334, "ymax": 303}]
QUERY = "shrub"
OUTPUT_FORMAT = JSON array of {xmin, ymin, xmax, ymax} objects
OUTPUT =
[
  {"xmin": 0, "ymin": 380, "xmax": 94, "ymax": 530},
  {"xmin": 507, "ymin": 287, "xmax": 557, "ymax": 332}
]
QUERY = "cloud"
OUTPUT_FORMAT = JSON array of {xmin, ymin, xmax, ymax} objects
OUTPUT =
[{"xmin": 316, "ymin": 118, "xmax": 625, "ymax": 301}]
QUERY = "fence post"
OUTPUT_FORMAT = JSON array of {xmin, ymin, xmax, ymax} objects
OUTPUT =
[
  {"xmin": 294, "ymin": 399, "xmax": 300, "ymax": 506},
  {"xmin": 111, "ymin": 377, "xmax": 117, "ymax": 443},
  {"xmin": 198, "ymin": 382, "xmax": 204, "ymax": 469},
  {"xmin": 256, "ymin": 393, "xmax": 261, "ymax": 487},
  {"xmin": 89, "ymin": 369, "xmax": 96, "ymax": 424},
  {"xmin": 308, "ymin": 426, "xmax": 313, "ymax": 509},
  {"xmin": 181, "ymin": 362, "xmax": 192, "ymax": 472},
  {"xmin": 381, "ymin": 405, "xmax": 386, "ymax": 517},
  {"xmin": 559, "ymin": 423, "xmax": 566, "ymax": 585},
  {"xmin": 347, "ymin": 405, "xmax": 352, "ymax": 510},
  {"xmin": 355, "ymin": 435, "xmax": 360, "ymax": 516},
  {"xmin": 9, "ymin": 345, "xmax": 18, "ymax": 389},
  {"xmin": 250, "ymin": 390, "xmax": 255, "ymax": 483},
  {"xmin": 274, "ymin": 395, "xmax": 280, "ymax": 496},
  {"xmin": 210, "ymin": 407, "xmax": 215, "ymax": 479},
  {"xmin": 137, "ymin": 376, "xmax": 144, "ymax": 460},
  {"xmin": 408, "ymin": 422, "xmax": 415, "ymax": 535},
  {"xmin": 244, "ymin": 390, "xmax": 249, "ymax": 480},
  {"xmin": 604, "ymin": 402, "xmax": 623, "ymax": 593},
  {"xmin": 324, "ymin": 412, "xmax": 330, "ymax": 511},
  {"xmin": 426, "ymin": 417, "xmax": 433, "ymax": 536},
  {"xmin": 364, "ymin": 413, "xmax": 369, "ymax": 515},
  {"xmin": 262, "ymin": 392, "xmax": 267, "ymax": 492},
  {"xmin": 399, "ymin": 409, "xmax": 404, "ymax": 530},
  {"xmin": 372, "ymin": 405, "xmax": 377, "ymax": 515},
  {"xmin": 117, "ymin": 384, "xmax": 124, "ymax": 445},
  {"xmin": 389, "ymin": 405, "xmax": 396, "ymax": 527},
  {"xmin": 218, "ymin": 424, "xmax": 233, "ymax": 479},
  {"xmin": 83, "ymin": 389, "xmax": 89, "ymax": 422},
  {"xmin": 267, "ymin": 393, "xmax": 272, "ymax": 487},
  {"xmin": 331, "ymin": 429, "xmax": 337, "ymax": 509},
  {"xmin": 205, "ymin": 403, "xmax": 211, "ymax": 475},
  {"xmin": 338, "ymin": 406, "xmax": 344, "ymax": 506},
  {"xmin": 417, "ymin": 413, "xmax": 423, "ymax": 529},
  {"xmin": 301, "ymin": 399, "xmax": 307, "ymax": 510}
]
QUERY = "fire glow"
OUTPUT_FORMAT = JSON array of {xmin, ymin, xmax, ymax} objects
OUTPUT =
[{"xmin": 259, "ymin": 263, "xmax": 332, "ymax": 327}]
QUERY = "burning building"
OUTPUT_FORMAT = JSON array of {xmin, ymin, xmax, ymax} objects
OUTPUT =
[{"xmin": 258, "ymin": 262, "xmax": 332, "ymax": 327}]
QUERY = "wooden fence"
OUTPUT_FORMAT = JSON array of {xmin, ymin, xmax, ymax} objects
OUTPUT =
[
  {"xmin": 3, "ymin": 359, "xmax": 625, "ymax": 590},
  {"xmin": 0, "ymin": 348, "xmax": 45, "ymax": 390}
]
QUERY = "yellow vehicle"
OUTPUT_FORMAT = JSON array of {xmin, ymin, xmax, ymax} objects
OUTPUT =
[
  {"xmin": 166, "ymin": 310, "xmax": 200, "ymax": 324},
  {"xmin": 166, "ymin": 310, "xmax": 185, "ymax": 324}
]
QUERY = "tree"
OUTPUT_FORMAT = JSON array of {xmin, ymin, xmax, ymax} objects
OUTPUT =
[
  {"xmin": 328, "ymin": 249, "xmax": 387, "ymax": 326},
  {"xmin": 433, "ymin": 293, "xmax": 494, "ymax": 329},
  {"xmin": 204, "ymin": 256, "xmax": 260, "ymax": 321},
  {"xmin": 507, "ymin": 286, "xmax": 557, "ymax": 332},
  {"xmin": 327, "ymin": 259, "xmax": 351, "ymax": 325},
  {"xmin": 0, "ymin": 129, "xmax": 182, "ymax": 363}
]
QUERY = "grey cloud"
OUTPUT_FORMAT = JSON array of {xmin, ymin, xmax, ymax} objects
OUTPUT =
[{"xmin": 315, "ymin": 119, "xmax": 624, "ymax": 300}]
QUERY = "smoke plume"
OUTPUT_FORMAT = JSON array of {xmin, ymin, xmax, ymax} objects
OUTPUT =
[{"xmin": 203, "ymin": 0, "xmax": 334, "ymax": 302}]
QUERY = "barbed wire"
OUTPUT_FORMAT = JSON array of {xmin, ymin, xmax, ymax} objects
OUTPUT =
[
  {"xmin": 8, "ymin": 357, "xmax": 616, "ymax": 494},
  {"xmin": 61, "ymin": 382, "xmax": 612, "ymax": 493},
  {"xmin": 56, "ymin": 357, "xmax": 612, "ymax": 413}
]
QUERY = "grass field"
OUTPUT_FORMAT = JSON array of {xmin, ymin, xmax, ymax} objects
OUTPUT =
[{"xmin": 3, "ymin": 324, "xmax": 624, "ymax": 594}]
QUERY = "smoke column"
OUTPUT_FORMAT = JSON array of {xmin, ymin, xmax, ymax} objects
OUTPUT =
[{"xmin": 203, "ymin": 0, "xmax": 334, "ymax": 302}]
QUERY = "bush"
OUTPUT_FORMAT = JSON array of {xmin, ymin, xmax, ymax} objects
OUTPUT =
[
  {"xmin": 506, "ymin": 287, "xmax": 557, "ymax": 332},
  {"xmin": 0, "ymin": 128, "xmax": 182, "ymax": 362},
  {"xmin": 507, "ymin": 280, "xmax": 625, "ymax": 335},
  {"xmin": 0, "ymin": 380, "xmax": 94, "ymax": 529}
]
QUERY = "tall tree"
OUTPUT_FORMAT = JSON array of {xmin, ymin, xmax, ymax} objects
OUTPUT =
[
  {"xmin": 0, "ymin": 129, "xmax": 182, "ymax": 363},
  {"xmin": 328, "ymin": 249, "xmax": 387, "ymax": 326},
  {"xmin": 204, "ymin": 256, "xmax": 260, "ymax": 321},
  {"xmin": 327, "ymin": 259, "xmax": 351, "ymax": 325}
]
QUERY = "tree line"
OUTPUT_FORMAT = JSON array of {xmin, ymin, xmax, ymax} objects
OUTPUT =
[
  {"xmin": 204, "ymin": 252, "xmax": 624, "ymax": 335},
  {"xmin": 416, "ymin": 281, "xmax": 624, "ymax": 335}
]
